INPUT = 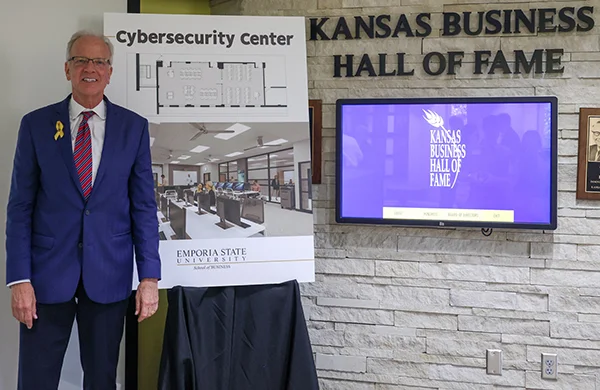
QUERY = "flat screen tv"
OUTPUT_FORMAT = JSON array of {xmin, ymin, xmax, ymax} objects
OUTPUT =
[{"xmin": 336, "ymin": 96, "xmax": 558, "ymax": 230}]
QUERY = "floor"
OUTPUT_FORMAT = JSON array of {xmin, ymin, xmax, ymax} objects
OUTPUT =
[{"xmin": 262, "ymin": 202, "xmax": 314, "ymax": 237}]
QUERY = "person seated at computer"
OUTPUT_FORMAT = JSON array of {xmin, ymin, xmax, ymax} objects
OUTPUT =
[
  {"xmin": 205, "ymin": 181, "xmax": 216, "ymax": 206},
  {"xmin": 249, "ymin": 180, "xmax": 260, "ymax": 198},
  {"xmin": 193, "ymin": 182, "xmax": 203, "ymax": 201}
]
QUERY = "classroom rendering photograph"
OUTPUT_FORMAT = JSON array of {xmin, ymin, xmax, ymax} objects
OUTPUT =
[
  {"xmin": 151, "ymin": 120, "xmax": 314, "ymax": 240},
  {"xmin": 4, "ymin": 1, "xmax": 600, "ymax": 390}
]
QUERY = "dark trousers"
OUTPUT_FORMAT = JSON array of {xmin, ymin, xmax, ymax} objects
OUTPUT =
[{"xmin": 17, "ymin": 281, "xmax": 129, "ymax": 390}]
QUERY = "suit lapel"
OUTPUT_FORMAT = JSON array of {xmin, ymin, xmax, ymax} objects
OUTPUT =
[
  {"xmin": 91, "ymin": 96, "xmax": 118, "ymax": 192},
  {"xmin": 56, "ymin": 95, "xmax": 85, "ymax": 199}
]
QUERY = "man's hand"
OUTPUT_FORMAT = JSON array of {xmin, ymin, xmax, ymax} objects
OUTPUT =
[
  {"xmin": 135, "ymin": 278, "xmax": 159, "ymax": 323},
  {"xmin": 11, "ymin": 282, "xmax": 37, "ymax": 329}
]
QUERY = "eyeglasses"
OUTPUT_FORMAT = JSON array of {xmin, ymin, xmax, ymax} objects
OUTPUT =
[{"xmin": 68, "ymin": 56, "xmax": 111, "ymax": 67}]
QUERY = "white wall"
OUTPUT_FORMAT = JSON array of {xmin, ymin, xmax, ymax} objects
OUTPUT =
[
  {"xmin": 161, "ymin": 163, "xmax": 170, "ymax": 183},
  {"xmin": 152, "ymin": 164, "xmax": 163, "ymax": 179},
  {"xmin": 0, "ymin": 1, "xmax": 126, "ymax": 389},
  {"xmin": 293, "ymin": 139, "xmax": 311, "ymax": 210},
  {"xmin": 201, "ymin": 163, "xmax": 218, "ymax": 183}
]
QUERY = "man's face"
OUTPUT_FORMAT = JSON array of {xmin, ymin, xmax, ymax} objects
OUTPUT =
[
  {"xmin": 593, "ymin": 130, "xmax": 600, "ymax": 146},
  {"xmin": 64, "ymin": 35, "xmax": 112, "ymax": 103}
]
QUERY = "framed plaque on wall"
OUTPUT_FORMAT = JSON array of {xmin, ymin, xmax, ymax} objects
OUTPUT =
[
  {"xmin": 309, "ymin": 99, "xmax": 322, "ymax": 184},
  {"xmin": 577, "ymin": 108, "xmax": 600, "ymax": 200}
]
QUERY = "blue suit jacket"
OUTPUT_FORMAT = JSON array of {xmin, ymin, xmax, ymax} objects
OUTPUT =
[{"xmin": 6, "ymin": 95, "xmax": 161, "ymax": 305}]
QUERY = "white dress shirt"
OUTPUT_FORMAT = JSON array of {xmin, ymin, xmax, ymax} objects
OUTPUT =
[{"xmin": 7, "ymin": 97, "xmax": 107, "ymax": 288}]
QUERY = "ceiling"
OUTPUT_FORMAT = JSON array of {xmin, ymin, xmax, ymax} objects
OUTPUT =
[{"xmin": 149, "ymin": 121, "xmax": 309, "ymax": 166}]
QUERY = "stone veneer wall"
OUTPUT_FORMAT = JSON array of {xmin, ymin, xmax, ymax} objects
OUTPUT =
[{"xmin": 216, "ymin": 1, "xmax": 600, "ymax": 388}]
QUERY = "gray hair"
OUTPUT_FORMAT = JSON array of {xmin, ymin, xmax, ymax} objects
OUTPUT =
[{"xmin": 66, "ymin": 30, "xmax": 114, "ymax": 63}]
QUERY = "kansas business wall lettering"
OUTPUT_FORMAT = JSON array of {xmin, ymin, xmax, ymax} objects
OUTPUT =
[{"xmin": 308, "ymin": 6, "xmax": 595, "ymax": 77}]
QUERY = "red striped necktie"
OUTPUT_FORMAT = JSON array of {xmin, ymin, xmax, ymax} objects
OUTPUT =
[{"xmin": 74, "ymin": 111, "xmax": 94, "ymax": 200}]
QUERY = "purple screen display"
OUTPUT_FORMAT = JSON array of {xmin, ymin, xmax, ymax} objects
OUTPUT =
[{"xmin": 339, "ymin": 101, "xmax": 554, "ymax": 225}]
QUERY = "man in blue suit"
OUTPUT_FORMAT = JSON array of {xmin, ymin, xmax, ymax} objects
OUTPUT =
[{"xmin": 5, "ymin": 30, "xmax": 161, "ymax": 390}]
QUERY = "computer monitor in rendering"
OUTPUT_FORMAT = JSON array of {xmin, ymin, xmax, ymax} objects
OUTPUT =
[
  {"xmin": 224, "ymin": 182, "xmax": 234, "ymax": 190},
  {"xmin": 216, "ymin": 182, "xmax": 225, "ymax": 189},
  {"xmin": 223, "ymin": 197, "xmax": 250, "ymax": 228},
  {"xmin": 233, "ymin": 182, "xmax": 245, "ymax": 191},
  {"xmin": 241, "ymin": 197, "xmax": 265, "ymax": 224},
  {"xmin": 168, "ymin": 202, "xmax": 187, "ymax": 239},
  {"xmin": 183, "ymin": 189, "xmax": 195, "ymax": 206},
  {"xmin": 196, "ymin": 192, "xmax": 213, "ymax": 215},
  {"xmin": 160, "ymin": 196, "xmax": 169, "ymax": 221},
  {"xmin": 215, "ymin": 196, "xmax": 234, "ymax": 229}
]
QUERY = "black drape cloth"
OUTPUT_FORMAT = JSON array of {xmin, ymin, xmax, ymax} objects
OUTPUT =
[{"xmin": 157, "ymin": 280, "xmax": 319, "ymax": 390}]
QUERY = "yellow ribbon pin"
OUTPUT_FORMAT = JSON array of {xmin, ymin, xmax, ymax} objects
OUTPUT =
[{"xmin": 54, "ymin": 121, "xmax": 64, "ymax": 140}]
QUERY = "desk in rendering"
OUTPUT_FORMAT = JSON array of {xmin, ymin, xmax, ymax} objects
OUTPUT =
[{"xmin": 156, "ymin": 194, "xmax": 266, "ymax": 240}]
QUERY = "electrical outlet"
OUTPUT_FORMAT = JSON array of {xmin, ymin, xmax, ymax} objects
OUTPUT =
[
  {"xmin": 541, "ymin": 353, "xmax": 558, "ymax": 380},
  {"xmin": 486, "ymin": 349, "xmax": 502, "ymax": 375}
]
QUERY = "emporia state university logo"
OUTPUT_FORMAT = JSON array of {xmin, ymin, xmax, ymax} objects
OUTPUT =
[{"xmin": 423, "ymin": 109, "xmax": 467, "ymax": 189}]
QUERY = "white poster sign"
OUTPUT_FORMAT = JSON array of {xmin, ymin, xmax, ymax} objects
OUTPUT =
[{"xmin": 104, "ymin": 13, "xmax": 314, "ymax": 289}]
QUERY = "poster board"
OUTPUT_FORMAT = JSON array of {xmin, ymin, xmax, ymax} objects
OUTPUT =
[{"xmin": 104, "ymin": 12, "xmax": 314, "ymax": 289}]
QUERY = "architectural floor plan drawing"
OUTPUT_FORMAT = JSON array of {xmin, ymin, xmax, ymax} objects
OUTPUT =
[
  {"xmin": 129, "ymin": 53, "xmax": 289, "ymax": 121},
  {"xmin": 158, "ymin": 60, "xmax": 274, "ymax": 108}
]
